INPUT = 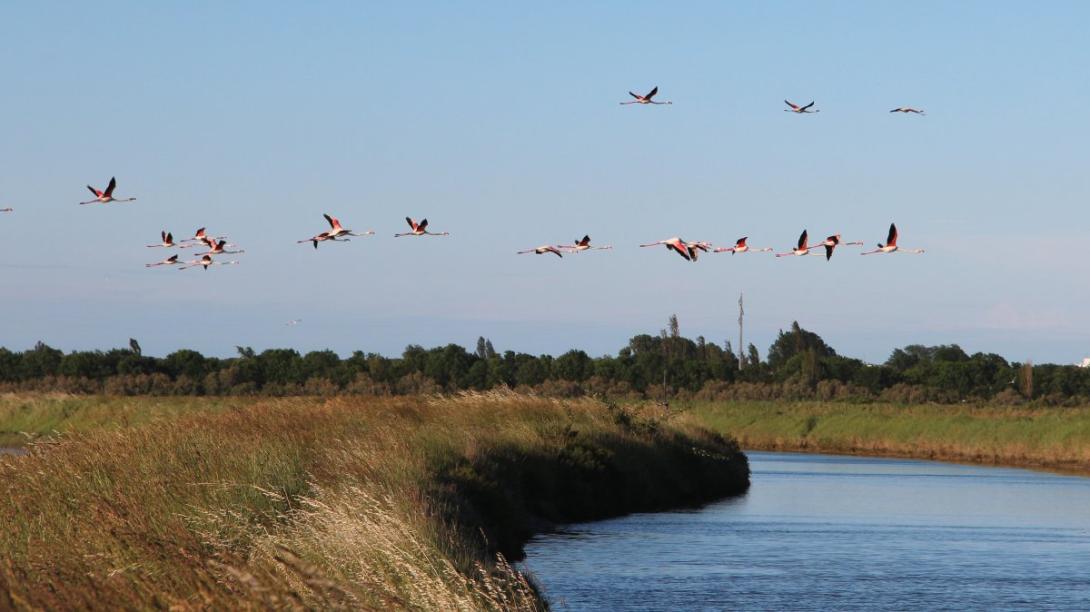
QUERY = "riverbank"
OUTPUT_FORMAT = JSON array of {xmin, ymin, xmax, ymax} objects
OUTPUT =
[
  {"xmin": 0, "ymin": 393, "xmax": 748, "ymax": 609},
  {"xmin": 691, "ymin": 401, "xmax": 1090, "ymax": 474}
]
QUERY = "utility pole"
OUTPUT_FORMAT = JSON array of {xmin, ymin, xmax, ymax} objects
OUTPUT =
[{"xmin": 738, "ymin": 292, "xmax": 745, "ymax": 370}]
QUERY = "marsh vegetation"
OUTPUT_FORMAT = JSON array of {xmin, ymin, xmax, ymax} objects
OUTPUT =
[{"xmin": 0, "ymin": 393, "xmax": 748, "ymax": 610}]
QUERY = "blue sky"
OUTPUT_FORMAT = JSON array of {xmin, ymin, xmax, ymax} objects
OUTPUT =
[{"xmin": 1, "ymin": 1, "xmax": 1088, "ymax": 364}]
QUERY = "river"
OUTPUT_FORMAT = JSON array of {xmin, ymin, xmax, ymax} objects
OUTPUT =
[{"xmin": 522, "ymin": 451, "xmax": 1090, "ymax": 611}]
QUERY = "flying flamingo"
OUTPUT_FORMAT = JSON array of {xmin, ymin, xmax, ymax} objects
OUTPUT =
[
  {"xmin": 395, "ymin": 217, "xmax": 449, "ymax": 237},
  {"xmin": 640, "ymin": 237, "xmax": 696, "ymax": 261},
  {"xmin": 776, "ymin": 230, "xmax": 820, "ymax": 257},
  {"xmin": 322, "ymin": 213, "xmax": 374, "ymax": 240},
  {"xmin": 298, "ymin": 213, "xmax": 373, "ymax": 249},
  {"xmin": 180, "ymin": 227, "xmax": 226, "ymax": 248},
  {"xmin": 145, "ymin": 254, "xmax": 181, "ymax": 268},
  {"xmin": 146, "ymin": 231, "xmax": 175, "ymax": 248},
  {"xmin": 196, "ymin": 238, "xmax": 244, "ymax": 256},
  {"xmin": 79, "ymin": 177, "xmax": 136, "ymax": 205},
  {"xmin": 297, "ymin": 231, "xmax": 338, "ymax": 249},
  {"xmin": 517, "ymin": 245, "xmax": 564, "ymax": 258},
  {"xmin": 685, "ymin": 240, "xmax": 713, "ymax": 262},
  {"xmin": 861, "ymin": 223, "xmax": 925, "ymax": 255},
  {"xmin": 713, "ymin": 237, "xmax": 773, "ymax": 255},
  {"xmin": 815, "ymin": 234, "xmax": 864, "ymax": 261},
  {"xmin": 561, "ymin": 235, "xmax": 613, "ymax": 253},
  {"xmin": 784, "ymin": 100, "xmax": 819, "ymax": 114},
  {"xmin": 179, "ymin": 254, "xmax": 240, "ymax": 270},
  {"xmin": 890, "ymin": 107, "xmax": 925, "ymax": 115},
  {"xmin": 620, "ymin": 86, "xmax": 672, "ymax": 105}
]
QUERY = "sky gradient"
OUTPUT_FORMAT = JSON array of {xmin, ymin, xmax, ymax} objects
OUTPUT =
[{"xmin": 1, "ymin": 1, "xmax": 1088, "ymax": 364}]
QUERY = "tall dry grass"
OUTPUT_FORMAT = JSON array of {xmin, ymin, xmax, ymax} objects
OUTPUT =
[
  {"xmin": 0, "ymin": 392, "xmax": 255, "ymax": 446},
  {"xmin": 0, "ymin": 391, "xmax": 748, "ymax": 610},
  {"xmin": 691, "ymin": 400, "xmax": 1090, "ymax": 473}
]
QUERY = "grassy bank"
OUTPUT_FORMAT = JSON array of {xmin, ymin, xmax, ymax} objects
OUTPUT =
[
  {"xmin": 0, "ymin": 393, "xmax": 256, "ymax": 446},
  {"xmin": 691, "ymin": 401, "xmax": 1090, "ymax": 473},
  {"xmin": 0, "ymin": 393, "xmax": 748, "ymax": 610}
]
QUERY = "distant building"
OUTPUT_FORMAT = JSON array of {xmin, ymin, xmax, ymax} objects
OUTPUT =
[{"xmin": 1079, "ymin": 358, "xmax": 1090, "ymax": 368}]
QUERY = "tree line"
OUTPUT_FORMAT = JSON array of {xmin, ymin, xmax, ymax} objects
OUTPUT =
[{"xmin": 1, "ymin": 319, "xmax": 1088, "ymax": 404}]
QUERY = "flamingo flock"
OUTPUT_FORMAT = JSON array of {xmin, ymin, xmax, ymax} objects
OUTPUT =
[
  {"xmin": 139, "ymin": 227, "xmax": 245, "ymax": 271},
  {"xmin": 629, "ymin": 225, "xmax": 917, "ymax": 264},
  {"xmin": 6, "ymin": 89, "xmax": 928, "ymax": 278},
  {"xmin": 616, "ymin": 86, "xmax": 923, "ymax": 117}
]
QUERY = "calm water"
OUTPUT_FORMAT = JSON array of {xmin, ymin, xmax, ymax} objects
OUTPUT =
[{"xmin": 523, "ymin": 451, "xmax": 1090, "ymax": 611}]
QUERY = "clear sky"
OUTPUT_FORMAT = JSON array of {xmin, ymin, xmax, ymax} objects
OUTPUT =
[{"xmin": 1, "ymin": 1, "xmax": 1088, "ymax": 364}]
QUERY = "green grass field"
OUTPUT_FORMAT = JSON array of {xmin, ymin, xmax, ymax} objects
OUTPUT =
[
  {"xmin": 689, "ymin": 401, "xmax": 1090, "ymax": 473},
  {"xmin": 0, "ymin": 393, "xmax": 748, "ymax": 610}
]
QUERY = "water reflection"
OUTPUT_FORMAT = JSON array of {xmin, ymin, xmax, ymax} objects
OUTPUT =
[{"xmin": 523, "ymin": 452, "xmax": 1090, "ymax": 611}]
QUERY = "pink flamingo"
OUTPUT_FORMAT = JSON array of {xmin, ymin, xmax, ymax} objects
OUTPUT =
[
  {"xmin": 298, "ymin": 214, "xmax": 373, "ymax": 249},
  {"xmin": 180, "ymin": 227, "xmax": 226, "ymax": 248},
  {"xmin": 196, "ymin": 237, "xmax": 244, "ymax": 256},
  {"xmin": 861, "ymin": 223, "xmax": 925, "ymax": 255},
  {"xmin": 685, "ymin": 240, "xmax": 713, "ymax": 261},
  {"xmin": 815, "ymin": 234, "xmax": 864, "ymax": 261},
  {"xmin": 79, "ymin": 177, "xmax": 136, "ymax": 205},
  {"xmin": 146, "ymin": 231, "xmax": 175, "ymax": 248},
  {"xmin": 561, "ymin": 235, "xmax": 613, "ymax": 253},
  {"xmin": 517, "ymin": 245, "xmax": 565, "ymax": 258},
  {"xmin": 620, "ymin": 86, "xmax": 672, "ymax": 105},
  {"xmin": 179, "ymin": 254, "xmax": 239, "ymax": 270},
  {"xmin": 713, "ymin": 237, "xmax": 773, "ymax": 255},
  {"xmin": 784, "ymin": 100, "xmax": 819, "ymax": 114},
  {"xmin": 640, "ymin": 237, "xmax": 696, "ymax": 261},
  {"xmin": 298, "ymin": 231, "xmax": 337, "ymax": 249},
  {"xmin": 776, "ymin": 230, "xmax": 820, "ymax": 257},
  {"xmin": 145, "ymin": 254, "xmax": 181, "ymax": 268},
  {"xmin": 395, "ymin": 217, "xmax": 449, "ymax": 237},
  {"xmin": 322, "ymin": 213, "xmax": 374, "ymax": 240}
]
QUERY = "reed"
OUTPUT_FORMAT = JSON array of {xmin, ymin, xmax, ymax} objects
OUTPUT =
[
  {"xmin": 0, "ymin": 392, "xmax": 748, "ymax": 609},
  {"xmin": 690, "ymin": 400, "xmax": 1090, "ymax": 473}
]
